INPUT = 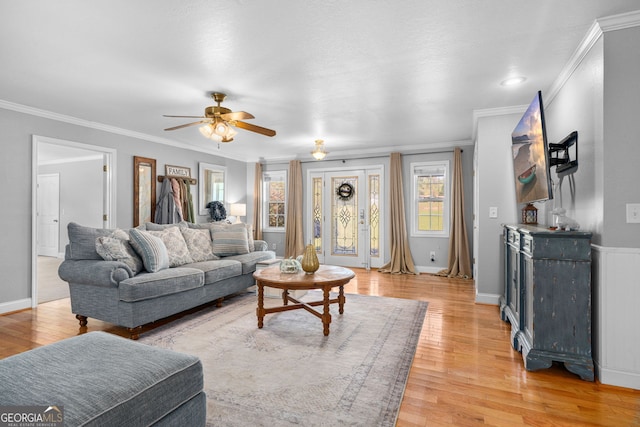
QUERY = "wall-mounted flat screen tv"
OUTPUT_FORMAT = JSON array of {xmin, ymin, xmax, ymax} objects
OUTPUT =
[{"xmin": 511, "ymin": 91, "xmax": 553, "ymax": 204}]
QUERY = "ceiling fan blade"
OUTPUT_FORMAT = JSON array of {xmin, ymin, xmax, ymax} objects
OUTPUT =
[
  {"xmin": 220, "ymin": 111, "xmax": 255, "ymax": 121},
  {"xmin": 164, "ymin": 120, "xmax": 208, "ymax": 131},
  {"xmin": 234, "ymin": 120, "xmax": 276, "ymax": 137},
  {"xmin": 163, "ymin": 115, "xmax": 205, "ymax": 118}
]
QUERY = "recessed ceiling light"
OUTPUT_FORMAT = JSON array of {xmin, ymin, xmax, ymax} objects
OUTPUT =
[{"xmin": 501, "ymin": 76, "xmax": 527, "ymax": 86}]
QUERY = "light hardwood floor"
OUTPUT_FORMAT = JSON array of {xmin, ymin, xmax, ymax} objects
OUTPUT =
[{"xmin": 1, "ymin": 269, "xmax": 638, "ymax": 426}]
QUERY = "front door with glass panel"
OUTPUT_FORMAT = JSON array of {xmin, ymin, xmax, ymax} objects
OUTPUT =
[{"xmin": 310, "ymin": 169, "xmax": 383, "ymax": 269}]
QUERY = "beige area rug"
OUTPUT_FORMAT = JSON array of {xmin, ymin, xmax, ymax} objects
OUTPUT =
[{"xmin": 139, "ymin": 290, "xmax": 428, "ymax": 427}]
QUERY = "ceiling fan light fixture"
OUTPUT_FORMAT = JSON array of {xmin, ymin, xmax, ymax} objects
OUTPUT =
[
  {"xmin": 223, "ymin": 127, "xmax": 237, "ymax": 141},
  {"xmin": 214, "ymin": 120, "xmax": 229, "ymax": 136},
  {"xmin": 199, "ymin": 124, "xmax": 214, "ymax": 138},
  {"xmin": 199, "ymin": 124, "xmax": 223, "ymax": 142},
  {"xmin": 311, "ymin": 139, "xmax": 328, "ymax": 160}
]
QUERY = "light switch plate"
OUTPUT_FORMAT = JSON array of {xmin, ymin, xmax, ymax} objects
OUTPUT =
[
  {"xmin": 627, "ymin": 203, "xmax": 640, "ymax": 223},
  {"xmin": 489, "ymin": 207, "xmax": 498, "ymax": 218}
]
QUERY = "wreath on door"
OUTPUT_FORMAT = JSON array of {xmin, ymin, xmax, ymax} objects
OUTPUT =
[
  {"xmin": 336, "ymin": 182, "xmax": 354, "ymax": 201},
  {"xmin": 206, "ymin": 201, "xmax": 227, "ymax": 222}
]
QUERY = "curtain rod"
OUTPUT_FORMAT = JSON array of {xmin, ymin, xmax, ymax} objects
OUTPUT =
[{"xmin": 298, "ymin": 148, "xmax": 462, "ymax": 164}]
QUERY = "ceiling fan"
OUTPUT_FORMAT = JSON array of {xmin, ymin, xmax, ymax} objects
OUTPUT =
[{"xmin": 163, "ymin": 92, "xmax": 276, "ymax": 142}]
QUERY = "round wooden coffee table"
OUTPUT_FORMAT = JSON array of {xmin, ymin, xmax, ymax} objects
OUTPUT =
[{"xmin": 253, "ymin": 265, "xmax": 355, "ymax": 336}]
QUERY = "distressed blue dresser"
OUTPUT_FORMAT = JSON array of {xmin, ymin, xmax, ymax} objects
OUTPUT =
[{"xmin": 500, "ymin": 224, "xmax": 594, "ymax": 381}]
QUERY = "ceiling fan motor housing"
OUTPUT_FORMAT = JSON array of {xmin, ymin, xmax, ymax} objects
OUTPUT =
[{"xmin": 204, "ymin": 106, "xmax": 232, "ymax": 118}]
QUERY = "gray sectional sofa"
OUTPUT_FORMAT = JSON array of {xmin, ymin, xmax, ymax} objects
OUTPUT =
[{"xmin": 58, "ymin": 221, "xmax": 275, "ymax": 338}]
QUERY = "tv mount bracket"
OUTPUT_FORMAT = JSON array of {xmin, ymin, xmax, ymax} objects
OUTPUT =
[{"xmin": 548, "ymin": 130, "xmax": 578, "ymax": 177}]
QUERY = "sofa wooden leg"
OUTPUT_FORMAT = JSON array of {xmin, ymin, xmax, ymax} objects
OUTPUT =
[
  {"xmin": 75, "ymin": 314, "xmax": 88, "ymax": 327},
  {"xmin": 128, "ymin": 326, "xmax": 142, "ymax": 340},
  {"xmin": 216, "ymin": 297, "xmax": 224, "ymax": 308}
]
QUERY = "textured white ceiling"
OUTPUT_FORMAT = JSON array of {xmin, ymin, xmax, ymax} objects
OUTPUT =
[{"xmin": 1, "ymin": 1, "xmax": 639, "ymax": 162}]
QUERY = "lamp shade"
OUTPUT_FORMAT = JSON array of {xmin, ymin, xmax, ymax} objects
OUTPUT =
[{"xmin": 230, "ymin": 203, "xmax": 246, "ymax": 217}]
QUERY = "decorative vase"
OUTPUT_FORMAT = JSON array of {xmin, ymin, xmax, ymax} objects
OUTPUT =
[
  {"xmin": 300, "ymin": 243, "xmax": 320, "ymax": 274},
  {"xmin": 280, "ymin": 257, "xmax": 302, "ymax": 274}
]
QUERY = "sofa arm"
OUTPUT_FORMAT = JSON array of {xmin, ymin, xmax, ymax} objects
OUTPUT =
[
  {"xmin": 253, "ymin": 240, "xmax": 269, "ymax": 252},
  {"xmin": 58, "ymin": 259, "xmax": 133, "ymax": 288}
]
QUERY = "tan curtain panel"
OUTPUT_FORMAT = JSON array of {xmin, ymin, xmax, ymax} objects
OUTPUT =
[
  {"xmin": 379, "ymin": 152, "xmax": 418, "ymax": 275},
  {"xmin": 439, "ymin": 147, "xmax": 472, "ymax": 278},
  {"xmin": 252, "ymin": 162, "xmax": 263, "ymax": 241},
  {"xmin": 284, "ymin": 160, "xmax": 304, "ymax": 258}
]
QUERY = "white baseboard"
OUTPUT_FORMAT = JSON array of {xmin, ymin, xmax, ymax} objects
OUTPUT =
[
  {"xmin": 0, "ymin": 298, "xmax": 32, "ymax": 315},
  {"xmin": 475, "ymin": 292, "xmax": 501, "ymax": 305},
  {"xmin": 416, "ymin": 265, "xmax": 443, "ymax": 274},
  {"xmin": 596, "ymin": 362, "xmax": 640, "ymax": 390}
]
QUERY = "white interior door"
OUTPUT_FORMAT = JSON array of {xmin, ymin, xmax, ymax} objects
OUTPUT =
[{"xmin": 37, "ymin": 173, "xmax": 60, "ymax": 257}]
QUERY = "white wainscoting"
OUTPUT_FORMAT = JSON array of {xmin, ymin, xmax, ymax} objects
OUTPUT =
[{"xmin": 592, "ymin": 244, "xmax": 640, "ymax": 390}]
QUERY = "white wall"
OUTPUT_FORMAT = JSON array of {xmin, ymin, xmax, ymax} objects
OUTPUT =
[
  {"xmin": 474, "ymin": 113, "xmax": 520, "ymax": 303},
  {"xmin": 601, "ymin": 25, "xmax": 640, "ymax": 248},
  {"xmin": 544, "ymin": 37, "xmax": 603, "ymax": 241}
]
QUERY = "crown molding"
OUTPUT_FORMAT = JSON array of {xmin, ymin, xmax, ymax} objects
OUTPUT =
[
  {"xmin": 597, "ymin": 9, "xmax": 640, "ymax": 32},
  {"xmin": 547, "ymin": 10, "xmax": 640, "ymax": 105},
  {"xmin": 0, "ymin": 99, "xmax": 248, "ymax": 163},
  {"xmin": 471, "ymin": 105, "xmax": 527, "ymax": 141},
  {"xmin": 259, "ymin": 140, "xmax": 474, "ymax": 164},
  {"xmin": 545, "ymin": 20, "xmax": 603, "ymax": 105}
]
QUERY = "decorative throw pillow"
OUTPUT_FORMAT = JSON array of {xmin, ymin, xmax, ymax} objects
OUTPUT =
[
  {"xmin": 129, "ymin": 229, "xmax": 170, "ymax": 273},
  {"xmin": 180, "ymin": 227, "xmax": 218, "ymax": 262},
  {"xmin": 209, "ymin": 222, "xmax": 255, "ymax": 252},
  {"xmin": 95, "ymin": 229, "xmax": 144, "ymax": 275},
  {"xmin": 148, "ymin": 226, "xmax": 194, "ymax": 267},
  {"xmin": 211, "ymin": 229, "xmax": 250, "ymax": 256}
]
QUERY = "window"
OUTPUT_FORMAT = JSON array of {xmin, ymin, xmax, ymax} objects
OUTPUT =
[
  {"xmin": 411, "ymin": 161, "xmax": 450, "ymax": 237},
  {"xmin": 262, "ymin": 170, "xmax": 287, "ymax": 232}
]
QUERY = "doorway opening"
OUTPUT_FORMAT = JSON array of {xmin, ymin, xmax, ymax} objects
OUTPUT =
[{"xmin": 32, "ymin": 135, "xmax": 116, "ymax": 306}]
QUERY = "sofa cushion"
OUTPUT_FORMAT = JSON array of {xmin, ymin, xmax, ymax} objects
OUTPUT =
[
  {"xmin": 184, "ymin": 259, "xmax": 243, "ymax": 284},
  {"xmin": 181, "ymin": 227, "xmax": 218, "ymax": 262},
  {"xmin": 119, "ymin": 267, "xmax": 204, "ymax": 302},
  {"xmin": 129, "ymin": 229, "xmax": 170, "ymax": 273},
  {"xmin": 148, "ymin": 226, "xmax": 194, "ymax": 267},
  {"xmin": 0, "ymin": 332, "xmax": 204, "ymax": 427},
  {"xmin": 95, "ymin": 229, "xmax": 144, "ymax": 275},
  {"xmin": 224, "ymin": 250, "xmax": 277, "ymax": 274},
  {"xmin": 67, "ymin": 222, "xmax": 113, "ymax": 260},
  {"xmin": 145, "ymin": 221, "xmax": 188, "ymax": 231},
  {"xmin": 211, "ymin": 229, "xmax": 250, "ymax": 256}
]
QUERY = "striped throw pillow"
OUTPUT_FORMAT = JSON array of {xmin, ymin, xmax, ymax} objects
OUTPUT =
[
  {"xmin": 211, "ymin": 229, "xmax": 249, "ymax": 256},
  {"xmin": 129, "ymin": 229, "xmax": 170, "ymax": 273}
]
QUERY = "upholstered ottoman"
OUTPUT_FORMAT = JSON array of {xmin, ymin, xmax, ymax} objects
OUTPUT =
[{"xmin": 0, "ymin": 332, "xmax": 205, "ymax": 426}]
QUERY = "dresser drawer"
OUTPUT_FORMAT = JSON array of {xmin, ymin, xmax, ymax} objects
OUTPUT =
[{"xmin": 507, "ymin": 229, "xmax": 520, "ymax": 246}]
